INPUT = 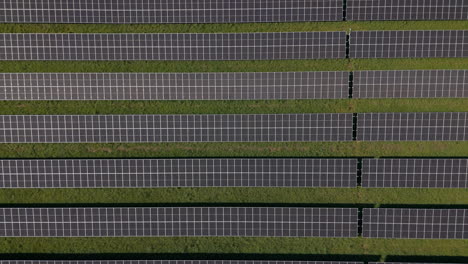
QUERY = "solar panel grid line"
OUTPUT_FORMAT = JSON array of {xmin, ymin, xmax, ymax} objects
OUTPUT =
[
  {"xmin": 370, "ymin": 263, "xmax": 462, "ymax": 264},
  {"xmin": 353, "ymin": 70, "xmax": 468, "ymax": 98},
  {"xmin": 0, "ymin": 0, "xmax": 344, "ymax": 23},
  {"xmin": 0, "ymin": 262, "xmax": 363, "ymax": 264},
  {"xmin": 0, "ymin": 158, "xmax": 358, "ymax": 188},
  {"xmin": 0, "ymin": 72, "xmax": 350, "ymax": 100},
  {"xmin": 347, "ymin": 0, "xmax": 468, "ymax": 21},
  {"xmin": 362, "ymin": 208, "xmax": 468, "ymax": 239},
  {"xmin": 362, "ymin": 158, "xmax": 468, "ymax": 188},
  {"xmin": 0, "ymin": 32, "xmax": 347, "ymax": 61},
  {"xmin": 0, "ymin": 114, "xmax": 354, "ymax": 143},
  {"xmin": 357, "ymin": 112, "xmax": 468, "ymax": 141},
  {"xmin": 349, "ymin": 30, "xmax": 468, "ymax": 59},
  {"xmin": 0, "ymin": 207, "xmax": 359, "ymax": 237}
]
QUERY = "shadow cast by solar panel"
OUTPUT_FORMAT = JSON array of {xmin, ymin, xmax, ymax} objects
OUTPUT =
[{"xmin": 0, "ymin": 253, "xmax": 380, "ymax": 262}]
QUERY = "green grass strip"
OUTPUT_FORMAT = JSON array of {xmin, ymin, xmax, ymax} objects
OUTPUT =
[
  {"xmin": 0, "ymin": 99, "xmax": 468, "ymax": 115},
  {"xmin": 0, "ymin": 188, "xmax": 467, "ymax": 205},
  {"xmin": 1, "ymin": 59, "xmax": 468, "ymax": 73},
  {"xmin": 0, "ymin": 237, "xmax": 467, "ymax": 256},
  {"xmin": 2, "ymin": 21, "xmax": 468, "ymax": 33},
  {"xmin": 1, "ymin": 142, "xmax": 468, "ymax": 158}
]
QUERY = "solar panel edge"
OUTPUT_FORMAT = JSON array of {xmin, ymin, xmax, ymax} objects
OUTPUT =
[
  {"xmin": 0, "ymin": 207, "xmax": 359, "ymax": 237},
  {"xmin": 347, "ymin": 0, "xmax": 468, "ymax": 21},
  {"xmin": 0, "ymin": 32, "xmax": 348, "ymax": 61},
  {"xmin": 363, "ymin": 208, "xmax": 468, "ymax": 239},
  {"xmin": 0, "ymin": 71, "xmax": 351, "ymax": 100},
  {"xmin": 0, "ymin": 0, "xmax": 345, "ymax": 24},
  {"xmin": 0, "ymin": 113, "xmax": 354, "ymax": 143},
  {"xmin": 0, "ymin": 158, "xmax": 359, "ymax": 188},
  {"xmin": 353, "ymin": 70, "xmax": 468, "ymax": 99}
]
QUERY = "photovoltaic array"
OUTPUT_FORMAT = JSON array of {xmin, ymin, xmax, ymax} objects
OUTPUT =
[
  {"xmin": 370, "ymin": 263, "xmax": 461, "ymax": 264},
  {"xmin": 0, "ymin": 262, "xmax": 363, "ymax": 264},
  {"xmin": 361, "ymin": 158, "xmax": 468, "ymax": 188},
  {"xmin": 0, "ymin": 158, "xmax": 358, "ymax": 188},
  {"xmin": 0, "ymin": 72, "xmax": 350, "ymax": 100},
  {"xmin": 353, "ymin": 70, "xmax": 468, "ymax": 98},
  {"xmin": 349, "ymin": 31, "xmax": 468, "ymax": 58},
  {"xmin": 0, "ymin": 114, "xmax": 354, "ymax": 143},
  {"xmin": 0, "ymin": 0, "xmax": 344, "ymax": 23},
  {"xmin": 356, "ymin": 112, "xmax": 468, "ymax": 141},
  {"xmin": 2, "ymin": 0, "xmax": 467, "ymax": 23},
  {"xmin": 362, "ymin": 208, "xmax": 468, "ymax": 239},
  {"xmin": 347, "ymin": 0, "xmax": 468, "ymax": 21},
  {"xmin": 0, "ymin": 32, "xmax": 347, "ymax": 61},
  {"xmin": 3, "ymin": 70, "xmax": 468, "ymax": 100},
  {"xmin": 0, "ymin": 207, "xmax": 359, "ymax": 237}
]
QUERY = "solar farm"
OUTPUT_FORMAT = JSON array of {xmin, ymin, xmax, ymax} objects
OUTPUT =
[{"xmin": 0, "ymin": 0, "xmax": 468, "ymax": 264}]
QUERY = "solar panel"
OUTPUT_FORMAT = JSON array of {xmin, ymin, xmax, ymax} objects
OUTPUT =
[
  {"xmin": 0, "ymin": 72, "xmax": 350, "ymax": 100},
  {"xmin": 353, "ymin": 70, "xmax": 468, "ymax": 98},
  {"xmin": 0, "ymin": 114, "xmax": 353, "ymax": 143},
  {"xmin": 0, "ymin": 207, "xmax": 359, "ymax": 237},
  {"xmin": 0, "ymin": 0, "xmax": 344, "ymax": 23},
  {"xmin": 347, "ymin": 0, "xmax": 468, "ymax": 21},
  {"xmin": 0, "ymin": 262, "xmax": 362, "ymax": 264},
  {"xmin": 349, "ymin": 31, "xmax": 468, "ymax": 58},
  {"xmin": 356, "ymin": 112, "xmax": 468, "ymax": 141},
  {"xmin": 362, "ymin": 159, "xmax": 468, "ymax": 188},
  {"xmin": 0, "ymin": 32, "xmax": 347, "ymax": 61},
  {"xmin": 0, "ymin": 158, "xmax": 358, "ymax": 188},
  {"xmin": 362, "ymin": 208, "xmax": 468, "ymax": 239},
  {"xmin": 371, "ymin": 263, "xmax": 460, "ymax": 264}
]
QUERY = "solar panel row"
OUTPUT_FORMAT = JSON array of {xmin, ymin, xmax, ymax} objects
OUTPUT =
[
  {"xmin": 0, "ymin": 207, "xmax": 359, "ymax": 237},
  {"xmin": 1, "ymin": 207, "xmax": 466, "ymax": 239},
  {"xmin": 1, "ymin": 112, "xmax": 467, "ymax": 143},
  {"xmin": 353, "ymin": 70, "xmax": 468, "ymax": 98},
  {"xmin": 1, "ymin": 0, "xmax": 467, "ymax": 23},
  {"xmin": 363, "ymin": 208, "xmax": 468, "ymax": 239},
  {"xmin": 0, "ymin": 158, "xmax": 358, "ymax": 188},
  {"xmin": 347, "ymin": 0, "xmax": 468, "ymax": 21},
  {"xmin": 350, "ymin": 31, "xmax": 468, "ymax": 58},
  {"xmin": 3, "ymin": 158, "xmax": 468, "ymax": 189},
  {"xmin": 357, "ymin": 112, "xmax": 468, "ymax": 141},
  {"xmin": 0, "ymin": 262, "xmax": 361, "ymax": 264},
  {"xmin": 0, "ymin": 114, "xmax": 354, "ymax": 143},
  {"xmin": 0, "ymin": 0, "xmax": 344, "ymax": 23},
  {"xmin": 2, "ymin": 70, "xmax": 468, "ymax": 100},
  {"xmin": 0, "ymin": 72, "xmax": 350, "ymax": 100},
  {"xmin": 0, "ymin": 32, "xmax": 346, "ymax": 61},
  {"xmin": 0, "ymin": 31, "xmax": 466, "ymax": 61},
  {"xmin": 362, "ymin": 159, "xmax": 468, "ymax": 188}
]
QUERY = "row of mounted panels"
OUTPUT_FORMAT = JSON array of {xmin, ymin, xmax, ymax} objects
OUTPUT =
[
  {"xmin": 1, "ymin": 70, "xmax": 467, "ymax": 100},
  {"xmin": 1, "ymin": 0, "xmax": 467, "ymax": 23},
  {"xmin": 0, "ymin": 113, "xmax": 467, "ymax": 142},
  {"xmin": 0, "ymin": 158, "xmax": 467, "ymax": 189},
  {"xmin": 0, "ymin": 31, "xmax": 468, "ymax": 60},
  {"xmin": 0, "ymin": 207, "xmax": 466, "ymax": 239},
  {"xmin": 0, "ymin": 262, "xmax": 455, "ymax": 264},
  {"xmin": 0, "ymin": 262, "xmax": 409, "ymax": 264}
]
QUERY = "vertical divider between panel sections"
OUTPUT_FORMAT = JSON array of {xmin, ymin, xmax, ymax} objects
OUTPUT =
[
  {"xmin": 348, "ymin": 71, "xmax": 354, "ymax": 98},
  {"xmin": 342, "ymin": 0, "xmax": 348, "ymax": 21},
  {"xmin": 352, "ymin": 113, "xmax": 358, "ymax": 140},
  {"xmin": 357, "ymin": 158, "xmax": 362, "ymax": 187},
  {"xmin": 357, "ymin": 207, "xmax": 363, "ymax": 237},
  {"xmin": 345, "ymin": 32, "xmax": 351, "ymax": 59}
]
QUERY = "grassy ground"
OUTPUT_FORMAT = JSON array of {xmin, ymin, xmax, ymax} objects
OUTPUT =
[{"xmin": 1, "ymin": 21, "xmax": 468, "ymax": 258}]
